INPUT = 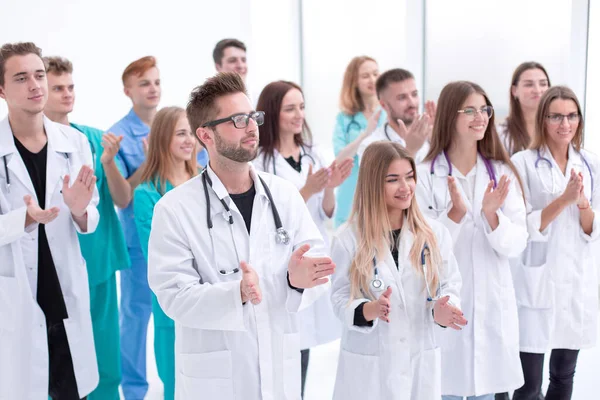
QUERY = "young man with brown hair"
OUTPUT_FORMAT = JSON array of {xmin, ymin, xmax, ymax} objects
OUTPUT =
[
  {"xmin": 44, "ymin": 55, "xmax": 130, "ymax": 400},
  {"xmin": 213, "ymin": 38, "xmax": 248, "ymax": 82},
  {"xmin": 0, "ymin": 41, "xmax": 99, "ymax": 399},
  {"xmin": 147, "ymin": 72, "xmax": 336, "ymax": 399}
]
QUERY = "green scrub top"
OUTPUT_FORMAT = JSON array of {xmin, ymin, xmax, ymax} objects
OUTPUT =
[{"xmin": 71, "ymin": 123, "xmax": 130, "ymax": 285}]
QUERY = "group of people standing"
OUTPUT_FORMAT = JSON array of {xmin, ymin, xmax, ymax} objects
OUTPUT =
[{"xmin": 0, "ymin": 35, "xmax": 596, "ymax": 400}]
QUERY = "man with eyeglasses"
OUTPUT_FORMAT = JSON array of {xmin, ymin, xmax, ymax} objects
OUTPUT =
[
  {"xmin": 147, "ymin": 72, "xmax": 336, "ymax": 400},
  {"xmin": 358, "ymin": 68, "xmax": 434, "ymax": 164}
]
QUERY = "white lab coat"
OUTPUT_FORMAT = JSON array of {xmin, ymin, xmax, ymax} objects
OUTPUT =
[
  {"xmin": 415, "ymin": 153, "xmax": 528, "ymax": 396},
  {"xmin": 511, "ymin": 146, "xmax": 600, "ymax": 353},
  {"xmin": 253, "ymin": 146, "xmax": 341, "ymax": 349},
  {"xmin": 0, "ymin": 115, "xmax": 100, "ymax": 399},
  {"xmin": 357, "ymin": 123, "xmax": 430, "ymax": 165},
  {"xmin": 330, "ymin": 218, "xmax": 462, "ymax": 400},
  {"xmin": 148, "ymin": 163, "xmax": 330, "ymax": 400}
]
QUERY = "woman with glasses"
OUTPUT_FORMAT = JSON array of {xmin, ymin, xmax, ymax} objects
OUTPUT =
[
  {"xmin": 133, "ymin": 106, "xmax": 198, "ymax": 400},
  {"xmin": 498, "ymin": 62, "xmax": 551, "ymax": 156},
  {"xmin": 510, "ymin": 86, "xmax": 599, "ymax": 400},
  {"xmin": 330, "ymin": 141, "xmax": 466, "ymax": 400},
  {"xmin": 332, "ymin": 56, "xmax": 387, "ymax": 227},
  {"xmin": 253, "ymin": 80, "xmax": 353, "ymax": 398},
  {"xmin": 415, "ymin": 81, "xmax": 528, "ymax": 400}
]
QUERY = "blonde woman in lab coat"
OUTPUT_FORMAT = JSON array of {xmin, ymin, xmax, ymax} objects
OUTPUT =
[
  {"xmin": 330, "ymin": 141, "xmax": 466, "ymax": 400},
  {"xmin": 415, "ymin": 81, "xmax": 529, "ymax": 399},
  {"xmin": 510, "ymin": 86, "xmax": 600, "ymax": 400},
  {"xmin": 253, "ymin": 80, "xmax": 353, "ymax": 397}
]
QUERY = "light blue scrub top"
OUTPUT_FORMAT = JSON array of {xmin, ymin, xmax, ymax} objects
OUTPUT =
[
  {"xmin": 111, "ymin": 108, "xmax": 208, "ymax": 249},
  {"xmin": 332, "ymin": 110, "xmax": 386, "ymax": 226}
]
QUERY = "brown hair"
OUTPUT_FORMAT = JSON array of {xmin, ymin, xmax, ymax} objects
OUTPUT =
[
  {"xmin": 213, "ymin": 39, "xmax": 246, "ymax": 65},
  {"xmin": 531, "ymin": 86, "xmax": 584, "ymax": 152},
  {"xmin": 122, "ymin": 56, "xmax": 157, "ymax": 86},
  {"xmin": 256, "ymin": 80, "xmax": 313, "ymax": 170},
  {"xmin": 424, "ymin": 81, "xmax": 524, "ymax": 195},
  {"xmin": 0, "ymin": 42, "xmax": 42, "ymax": 86},
  {"xmin": 43, "ymin": 56, "xmax": 73, "ymax": 75},
  {"xmin": 339, "ymin": 56, "xmax": 377, "ymax": 115},
  {"xmin": 186, "ymin": 72, "xmax": 248, "ymax": 147},
  {"xmin": 349, "ymin": 141, "xmax": 442, "ymax": 300},
  {"xmin": 505, "ymin": 62, "xmax": 551, "ymax": 153},
  {"xmin": 375, "ymin": 68, "xmax": 414, "ymax": 99},
  {"xmin": 139, "ymin": 106, "xmax": 198, "ymax": 193}
]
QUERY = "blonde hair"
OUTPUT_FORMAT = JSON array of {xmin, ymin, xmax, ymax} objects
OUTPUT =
[
  {"xmin": 339, "ymin": 56, "xmax": 376, "ymax": 115},
  {"xmin": 139, "ymin": 106, "xmax": 198, "ymax": 193},
  {"xmin": 349, "ymin": 141, "xmax": 441, "ymax": 300},
  {"xmin": 531, "ymin": 86, "xmax": 584, "ymax": 152}
]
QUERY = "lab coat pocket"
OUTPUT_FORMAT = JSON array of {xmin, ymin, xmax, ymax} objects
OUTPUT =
[
  {"xmin": 333, "ymin": 350, "xmax": 381, "ymax": 400},
  {"xmin": 513, "ymin": 241, "xmax": 552, "ymax": 309},
  {"xmin": 0, "ymin": 276, "xmax": 18, "ymax": 332},
  {"xmin": 415, "ymin": 347, "xmax": 441, "ymax": 400},
  {"xmin": 282, "ymin": 333, "xmax": 301, "ymax": 399},
  {"xmin": 179, "ymin": 350, "xmax": 234, "ymax": 399}
]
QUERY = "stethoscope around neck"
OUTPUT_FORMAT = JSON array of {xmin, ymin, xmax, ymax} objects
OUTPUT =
[
  {"xmin": 535, "ymin": 148, "xmax": 594, "ymax": 200},
  {"xmin": 428, "ymin": 150, "xmax": 497, "ymax": 212},
  {"xmin": 371, "ymin": 243, "xmax": 440, "ymax": 301},
  {"xmin": 201, "ymin": 169, "xmax": 290, "ymax": 275},
  {"xmin": 272, "ymin": 145, "xmax": 316, "ymax": 176},
  {"xmin": 2, "ymin": 151, "xmax": 74, "ymax": 194}
]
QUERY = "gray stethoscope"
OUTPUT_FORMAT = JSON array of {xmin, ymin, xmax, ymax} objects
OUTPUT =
[
  {"xmin": 383, "ymin": 123, "xmax": 394, "ymax": 141},
  {"xmin": 201, "ymin": 170, "xmax": 290, "ymax": 275},
  {"xmin": 272, "ymin": 145, "xmax": 316, "ymax": 176},
  {"xmin": 535, "ymin": 149, "xmax": 593, "ymax": 201},
  {"xmin": 3, "ymin": 152, "xmax": 74, "ymax": 194},
  {"xmin": 428, "ymin": 150, "xmax": 497, "ymax": 212},
  {"xmin": 345, "ymin": 115, "xmax": 362, "ymax": 142},
  {"xmin": 371, "ymin": 244, "xmax": 441, "ymax": 301}
]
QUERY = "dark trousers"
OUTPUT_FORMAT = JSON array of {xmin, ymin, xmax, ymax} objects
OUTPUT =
[
  {"xmin": 496, "ymin": 393, "xmax": 510, "ymax": 400},
  {"xmin": 513, "ymin": 349, "xmax": 580, "ymax": 400},
  {"xmin": 300, "ymin": 349, "xmax": 310, "ymax": 398},
  {"xmin": 47, "ymin": 320, "xmax": 85, "ymax": 400}
]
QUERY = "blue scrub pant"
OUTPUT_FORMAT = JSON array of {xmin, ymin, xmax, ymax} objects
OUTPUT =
[
  {"xmin": 120, "ymin": 247, "xmax": 152, "ymax": 400},
  {"xmin": 88, "ymin": 273, "xmax": 121, "ymax": 400},
  {"xmin": 152, "ymin": 294, "xmax": 175, "ymax": 400}
]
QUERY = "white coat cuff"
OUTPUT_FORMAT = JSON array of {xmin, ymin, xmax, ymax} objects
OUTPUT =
[
  {"xmin": 527, "ymin": 209, "xmax": 551, "ymax": 242},
  {"xmin": 580, "ymin": 209, "xmax": 600, "ymax": 242},
  {"xmin": 346, "ymin": 299, "xmax": 378, "ymax": 333},
  {"xmin": 72, "ymin": 204, "xmax": 99, "ymax": 234},
  {"xmin": 1, "ymin": 206, "xmax": 28, "ymax": 243},
  {"xmin": 286, "ymin": 280, "xmax": 329, "ymax": 313},
  {"xmin": 438, "ymin": 211, "xmax": 465, "ymax": 244}
]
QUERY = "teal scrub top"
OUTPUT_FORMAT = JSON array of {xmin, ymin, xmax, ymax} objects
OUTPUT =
[
  {"xmin": 71, "ymin": 123, "xmax": 131, "ymax": 285},
  {"xmin": 332, "ymin": 111, "xmax": 387, "ymax": 226}
]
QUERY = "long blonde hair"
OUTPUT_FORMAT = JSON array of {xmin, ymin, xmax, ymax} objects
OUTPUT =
[
  {"xmin": 349, "ymin": 142, "xmax": 442, "ymax": 300},
  {"xmin": 139, "ymin": 106, "xmax": 198, "ymax": 193},
  {"xmin": 339, "ymin": 56, "xmax": 376, "ymax": 115}
]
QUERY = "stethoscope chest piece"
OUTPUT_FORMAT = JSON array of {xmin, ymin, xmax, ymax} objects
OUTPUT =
[
  {"xmin": 276, "ymin": 227, "xmax": 290, "ymax": 245},
  {"xmin": 371, "ymin": 277, "xmax": 384, "ymax": 291}
]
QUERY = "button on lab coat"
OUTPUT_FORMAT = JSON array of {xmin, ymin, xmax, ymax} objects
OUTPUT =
[
  {"xmin": 511, "ymin": 146, "xmax": 600, "ymax": 353},
  {"xmin": 0, "ymin": 116, "xmax": 100, "ymax": 398},
  {"xmin": 330, "ymin": 218, "xmax": 462, "ymax": 400},
  {"xmin": 415, "ymin": 154, "xmax": 528, "ymax": 396},
  {"xmin": 254, "ymin": 147, "xmax": 341, "ymax": 349},
  {"xmin": 147, "ymin": 163, "xmax": 329, "ymax": 400}
]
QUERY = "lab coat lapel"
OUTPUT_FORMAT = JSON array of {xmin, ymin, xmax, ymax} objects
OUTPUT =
[
  {"xmin": 382, "ymin": 227, "xmax": 411, "ymax": 308},
  {"xmin": 473, "ymin": 154, "xmax": 490, "ymax": 220},
  {"xmin": 273, "ymin": 149, "xmax": 308, "ymax": 189},
  {"xmin": 45, "ymin": 118, "xmax": 76, "ymax": 205},
  {"xmin": 543, "ymin": 146, "xmax": 568, "ymax": 192},
  {"xmin": 0, "ymin": 117, "xmax": 36, "ymax": 198}
]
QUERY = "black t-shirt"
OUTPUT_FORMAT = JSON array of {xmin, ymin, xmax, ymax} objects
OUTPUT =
[
  {"xmin": 230, "ymin": 184, "xmax": 256, "ymax": 233},
  {"xmin": 391, "ymin": 228, "xmax": 402, "ymax": 268},
  {"xmin": 14, "ymin": 138, "xmax": 68, "ymax": 322},
  {"xmin": 284, "ymin": 155, "xmax": 302, "ymax": 172}
]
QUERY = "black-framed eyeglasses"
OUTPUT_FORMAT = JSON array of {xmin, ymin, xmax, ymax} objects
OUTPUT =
[
  {"xmin": 546, "ymin": 113, "xmax": 580, "ymax": 125},
  {"xmin": 202, "ymin": 111, "xmax": 265, "ymax": 129},
  {"xmin": 457, "ymin": 105, "xmax": 494, "ymax": 120}
]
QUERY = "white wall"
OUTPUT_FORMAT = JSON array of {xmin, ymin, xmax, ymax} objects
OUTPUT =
[
  {"xmin": 424, "ymin": 0, "xmax": 588, "ymax": 121},
  {"xmin": 585, "ymin": 0, "xmax": 600, "ymax": 154},
  {"xmin": 0, "ymin": 0, "xmax": 300, "ymax": 129}
]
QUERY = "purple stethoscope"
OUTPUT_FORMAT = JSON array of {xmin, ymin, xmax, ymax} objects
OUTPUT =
[
  {"xmin": 535, "ymin": 148, "xmax": 594, "ymax": 199},
  {"xmin": 428, "ymin": 151, "xmax": 497, "ymax": 212}
]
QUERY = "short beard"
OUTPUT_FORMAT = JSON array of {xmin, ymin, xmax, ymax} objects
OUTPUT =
[{"xmin": 213, "ymin": 129, "xmax": 258, "ymax": 163}]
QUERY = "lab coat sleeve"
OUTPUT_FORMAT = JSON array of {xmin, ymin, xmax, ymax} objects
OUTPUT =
[
  {"xmin": 332, "ymin": 113, "xmax": 349, "ymax": 156},
  {"xmin": 330, "ymin": 230, "xmax": 379, "ymax": 333},
  {"xmin": 481, "ymin": 168, "xmax": 528, "ymax": 257},
  {"xmin": 72, "ymin": 130, "xmax": 100, "ymax": 235},
  {"xmin": 133, "ymin": 186, "xmax": 155, "ymax": 260},
  {"xmin": 285, "ymin": 187, "xmax": 331, "ymax": 313},
  {"xmin": 0, "ymin": 206, "xmax": 26, "ymax": 246},
  {"xmin": 356, "ymin": 135, "xmax": 373, "ymax": 165},
  {"xmin": 415, "ymin": 164, "xmax": 465, "ymax": 243},
  {"xmin": 580, "ymin": 154, "xmax": 600, "ymax": 242},
  {"xmin": 435, "ymin": 222, "xmax": 462, "ymax": 310},
  {"xmin": 148, "ymin": 201, "xmax": 245, "ymax": 331}
]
